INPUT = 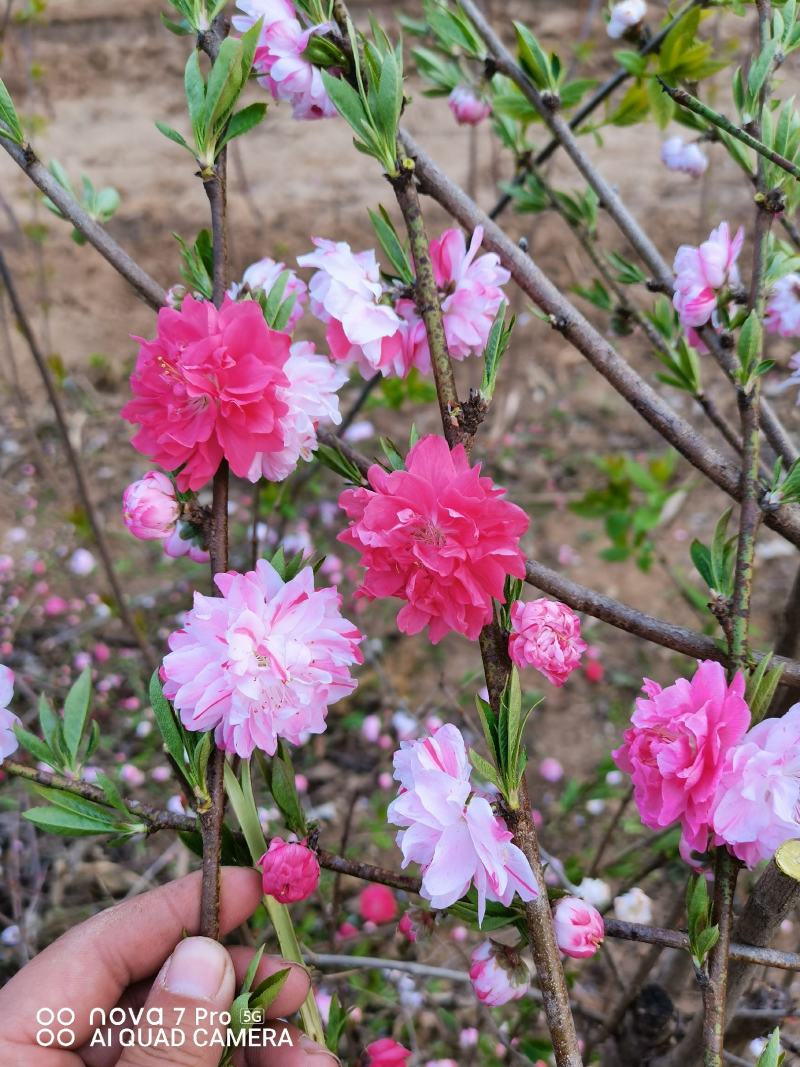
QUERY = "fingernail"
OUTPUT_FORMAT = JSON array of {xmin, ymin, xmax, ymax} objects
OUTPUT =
[
  {"xmin": 164, "ymin": 936, "xmax": 229, "ymax": 1000},
  {"xmin": 299, "ymin": 1034, "xmax": 341, "ymax": 1064}
]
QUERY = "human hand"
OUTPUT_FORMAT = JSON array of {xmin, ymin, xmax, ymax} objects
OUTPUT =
[{"xmin": 0, "ymin": 867, "xmax": 339, "ymax": 1067}]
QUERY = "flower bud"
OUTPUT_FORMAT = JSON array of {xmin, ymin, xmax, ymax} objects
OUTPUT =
[
  {"xmin": 509, "ymin": 599, "xmax": 586, "ymax": 687},
  {"xmin": 359, "ymin": 883, "xmax": 398, "ymax": 924},
  {"xmin": 448, "ymin": 85, "xmax": 491, "ymax": 126},
  {"xmin": 365, "ymin": 1038, "xmax": 412, "ymax": 1067},
  {"xmin": 122, "ymin": 471, "xmax": 179, "ymax": 541},
  {"xmin": 553, "ymin": 896, "xmax": 605, "ymax": 959},
  {"xmin": 469, "ymin": 941, "xmax": 530, "ymax": 1006},
  {"xmin": 258, "ymin": 836, "xmax": 320, "ymax": 904},
  {"xmin": 607, "ymin": 0, "xmax": 647, "ymax": 38}
]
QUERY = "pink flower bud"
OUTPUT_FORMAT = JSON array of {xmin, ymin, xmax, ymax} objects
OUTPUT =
[
  {"xmin": 336, "ymin": 921, "xmax": 359, "ymax": 942},
  {"xmin": 361, "ymin": 713, "xmax": 382, "ymax": 743},
  {"xmin": 508, "ymin": 599, "xmax": 586, "ymax": 687},
  {"xmin": 661, "ymin": 136, "xmax": 708, "ymax": 178},
  {"xmin": 359, "ymin": 883, "xmax": 398, "ymax": 924},
  {"xmin": 397, "ymin": 912, "xmax": 417, "ymax": 942},
  {"xmin": 448, "ymin": 85, "xmax": 491, "ymax": 126},
  {"xmin": 122, "ymin": 471, "xmax": 180, "ymax": 541},
  {"xmin": 553, "ymin": 896, "xmax": 605, "ymax": 959},
  {"xmin": 469, "ymin": 941, "xmax": 530, "ymax": 1006},
  {"xmin": 539, "ymin": 757, "xmax": 564, "ymax": 783},
  {"xmin": 258, "ymin": 836, "xmax": 320, "ymax": 903},
  {"xmin": 364, "ymin": 1038, "xmax": 412, "ymax": 1067}
]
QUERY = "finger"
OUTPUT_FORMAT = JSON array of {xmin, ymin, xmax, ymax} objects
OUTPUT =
[
  {"xmin": 240, "ymin": 1022, "xmax": 340, "ymax": 1067},
  {"xmin": 0, "ymin": 867, "xmax": 262, "ymax": 1048},
  {"xmin": 116, "ymin": 936, "xmax": 235, "ymax": 1067}
]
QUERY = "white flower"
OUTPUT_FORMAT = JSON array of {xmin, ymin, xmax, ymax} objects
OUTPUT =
[
  {"xmin": 607, "ymin": 0, "xmax": 646, "ymax": 38},
  {"xmin": 614, "ymin": 887, "xmax": 654, "ymax": 924},
  {"xmin": 574, "ymin": 877, "xmax": 611, "ymax": 910}
]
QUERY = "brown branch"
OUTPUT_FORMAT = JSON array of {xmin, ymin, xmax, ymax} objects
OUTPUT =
[{"xmin": 0, "ymin": 249, "xmax": 157, "ymax": 671}]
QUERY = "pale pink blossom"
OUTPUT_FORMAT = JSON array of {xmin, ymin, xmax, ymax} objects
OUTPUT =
[
  {"xmin": 553, "ymin": 896, "xmax": 604, "ymax": 959},
  {"xmin": 359, "ymin": 884, "xmax": 398, "ymax": 924},
  {"xmin": 539, "ymin": 757, "xmax": 564, "ymax": 783},
  {"xmin": 509, "ymin": 599, "xmax": 587, "ymax": 687},
  {"xmin": 660, "ymin": 136, "xmax": 708, "ymax": 178},
  {"xmin": 710, "ymin": 704, "xmax": 800, "ymax": 867},
  {"xmin": 613, "ymin": 660, "xmax": 751, "ymax": 856},
  {"xmin": 399, "ymin": 226, "xmax": 510, "ymax": 368},
  {"xmin": 607, "ymin": 0, "xmax": 647, "ymax": 38},
  {"xmin": 365, "ymin": 1038, "xmax": 412, "ymax": 1067},
  {"xmin": 469, "ymin": 941, "xmax": 530, "ymax": 1006},
  {"xmin": 228, "ymin": 256, "xmax": 308, "ymax": 330},
  {"xmin": 298, "ymin": 238, "xmax": 409, "ymax": 378},
  {"xmin": 69, "ymin": 548, "xmax": 96, "ymax": 576},
  {"xmin": 448, "ymin": 85, "xmax": 491, "ymax": 126},
  {"xmin": 765, "ymin": 274, "xmax": 800, "ymax": 337},
  {"xmin": 122, "ymin": 471, "xmax": 180, "ymax": 541},
  {"xmin": 248, "ymin": 341, "xmax": 346, "ymax": 482},
  {"xmin": 120, "ymin": 764, "xmax": 146, "ymax": 787},
  {"xmin": 259, "ymin": 836, "xmax": 320, "ymax": 902},
  {"xmin": 672, "ymin": 222, "xmax": 744, "ymax": 330},
  {"xmin": 233, "ymin": 1, "xmax": 336, "ymax": 120},
  {"xmin": 163, "ymin": 524, "xmax": 210, "ymax": 565},
  {"xmin": 613, "ymin": 887, "xmax": 653, "ymax": 924},
  {"xmin": 0, "ymin": 665, "xmax": 19, "ymax": 764},
  {"xmin": 161, "ymin": 560, "xmax": 363, "ymax": 758},
  {"xmin": 387, "ymin": 725, "xmax": 538, "ymax": 923},
  {"xmin": 338, "ymin": 435, "xmax": 528, "ymax": 643},
  {"xmin": 121, "ymin": 296, "xmax": 290, "ymax": 491},
  {"xmin": 361, "ymin": 713, "xmax": 382, "ymax": 743}
]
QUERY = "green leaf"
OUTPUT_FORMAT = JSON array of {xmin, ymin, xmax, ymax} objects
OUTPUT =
[
  {"xmin": 204, "ymin": 37, "xmax": 242, "ymax": 133},
  {"xmin": 149, "ymin": 671, "xmax": 190, "ymax": 783},
  {"xmin": 13, "ymin": 725, "xmax": 57, "ymax": 767},
  {"xmin": 224, "ymin": 760, "xmax": 267, "ymax": 863},
  {"xmin": 321, "ymin": 71, "xmax": 372, "ymax": 140},
  {"xmin": 218, "ymin": 102, "xmax": 267, "ymax": 151},
  {"xmin": 513, "ymin": 21, "xmax": 554, "ymax": 91},
  {"xmin": 746, "ymin": 654, "xmax": 784, "ymax": 725},
  {"xmin": 155, "ymin": 121, "xmax": 193, "ymax": 153},
  {"xmin": 24, "ymin": 806, "xmax": 128, "ymax": 838},
  {"xmin": 63, "ymin": 666, "xmax": 92, "ymax": 766},
  {"xmin": 468, "ymin": 748, "xmax": 504, "ymax": 791},
  {"xmin": 37, "ymin": 694, "xmax": 62, "ymax": 762},
  {"xmin": 756, "ymin": 1028, "xmax": 785, "ymax": 1067},
  {"xmin": 29, "ymin": 784, "xmax": 115, "ymax": 825},
  {"xmin": 250, "ymin": 968, "xmax": 290, "ymax": 1012},
  {"xmin": 368, "ymin": 206, "xmax": 414, "ymax": 284},
  {"xmin": 185, "ymin": 51, "xmax": 207, "ymax": 149},
  {"xmin": 325, "ymin": 993, "xmax": 349, "ymax": 1054},
  {"xmin": 0, "ymin": 76, "xmax": 24, "ymax": 144},
  {"xmin": 269, "ymin": 746, "xmax": 307, "ymax": 836}
]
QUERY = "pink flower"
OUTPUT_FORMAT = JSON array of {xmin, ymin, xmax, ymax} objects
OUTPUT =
[
  {"xmin": 122, "ymin": 471, "xmax": 180, "ymax": 541},
  {"xmin": 387, "ymin": 725, "xmax": 538, "ymax": 923},
  {"xmin": 607, "ymin": 0, "xmax": 646, "ymax": 38},
  {"xmin": 161, "ymin": 560, "xmax": 363, "ymax": 758},
  {"xmin": 298, "ymin": 238, "xmax": 408, "ymax": 378},
  {"xmin": 399, "ymin": 226, "xmax": 510, "ymax": 368},
  {"xmin": 359, "ymin": 884, "xmax": 398, "ymax": 924},
  {"xmin": 613, "ymin": 660, "xmax": 751, "ymax": 855},
  {"xmin": 0, "ymin": 666, "xmax": 19, "ymax": 764},
  {"xmin": 228, "ymin": 256, "xmax": 308, "ymax": 330},
  {"xmin": 765, "ymin": 274, "xmax": 800, "ymax": 337},
  {"xmin": 508, "ymin": 599, "xmax": 587, "ymax": 687},
  {"xmin": 163, "ymin": 524, "xmax": 210, "ymax": 565},
  {"xmin": 120, "ymin": 764, "xmax": 146, "ymax": 787},
  {"xmin": 672, "ymin": 222, "xmax": 744, "ymax": 330},
  {"xmin": 121, "ymin": 296, "xmax": 290, "ymax": 492},
  {"xmin": 469, "ymin": 941, "xmax": 530, "ymax": 1006},
  {"xmin": 233, "ymin": 0, "xmax": 336, "ymax": 120},
  {"xmin": 539, "ymin": 757, "xmax": 564, "ymax": 783},
  {"xmin": 553, "ymin": 896, "xmax": 604, "ymax": 959},
  {"xmin": 364, "ymin": 1038, "xmax": 412, "ymax": 1067},
  {"xmin": 397, "ymin": 912, "xmax": 420, "ymax": 942},
  {"xmin": 660, "ymin": 136, "xmax": 708, "ymax": 178},
  {"xmin": 249, "ymin": 341, "xmax": 347, "ymax": 482},
  {"xmin": 258, "ymin": 836, "xmax": 321, "ymax": 902},
  {"xmin": 338, "ymin": 435, "xmax": 528, "ymax": 643},
  {"xmin": 448, "ymin": 85, "xmax": 491, "ymax": 126},
  {"xmin": 711, "ymin": 704, "xmax": 800, "ymax": 867}
]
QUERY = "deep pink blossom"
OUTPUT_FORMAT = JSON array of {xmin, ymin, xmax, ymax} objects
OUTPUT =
[
  {"xmin": 508, "ymin": 599, "xmax": 587, "ymax": 687},
  {"xmin": 448, "ymin": 85, "xmax": 491, "ymax": 126},
  {"xmin": 387, "ymin": 725, "xmax": 538, "ymax": 923},
  {"xmin": 359, "ymin": 884, "xmax": 398, "ymax": 924},
  {"xmin": 765, "ymin": 274, "xmax": 800, "ymax": 337},
  {"xmin": 399, "ymin": 226, "xmax": 510, "ymax": 368},
  {"xmin": 258, "ymin": 836, "xmax": 320, "ymax": 902},
  {"xmin": 0, "ymin": 665, "xmax": 19, "ymax": 764},
  {"xmin": 121, "ymin": 296, "xmax": 290, "ymax": 491},
  {"xmin": 228, "ymin": 256, "xmax": 308, "ymax": 330},
  {"xmin": 673, "ymin": 222, "xmax": 744, "ymax": 330},
  {"xmin": 248, "ymin": 341, "xmax": 346, "ymax": 482},
  {"xmin": 711, "ymin": 704, "xmax": 800, "ymax": 867},
  {"xmin": 553, "ymin": 896, "xmax": 604, "ymax": 959},
  {"xmin": 613, "ymin": 660, "xmax": 751, "ymax": 855},
  {"xmin": 122, "ymin": 471, "xmax": 179, "ymax": 541},
  {"xmin": 338, "ymin": 435, "xmax": 528, "ymax": 643},
  {"xmin": 661, "ymin": 136, "xmax": 708, "ymax": 178},
  {"xmin": 161, "ymin": 560, "xmax": 362, "ymax": 758},
  {"xmin": 469, "ymin": 941, "xmax": 530, "ymax": 1006},
  {"xmin": 365, "ymin": 1038, "xmax": 412, "ymax": 1067}
]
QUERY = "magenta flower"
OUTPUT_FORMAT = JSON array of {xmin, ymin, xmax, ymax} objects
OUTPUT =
[
  {"xmin": 399, "ymin": 226, "xmax": 510, "ymax": 368},
  {"xmin": 122, "ymin": 471, "xmax": 179, "ymax": 541},
  {"xmin": 711, "ymin": 704, "xmax": 800, "ymax": 867},
  {"xmin": 448, "ymin": 85, "xmax": 491, "ymax": 126},
  {"xmin": 672, "ymin": 221, "xmax": 744, "ymax": 330},
  {"xmin": 258, "ymin": 836, "xmax": 321, "ymax": 902},
  {"xmin": 553, "ymin": 896, "xmax": 605, "ymax": 959},
  {"xmin": 0, "ymin": 665, "xmax": 19, "ymax": 764},
  {"xmin": 228, "ymin": 256, "xmax": 308, "ymax": 330},
  {"xmin": 508, "ymin": 599, "xmax": 587, "ymax": 687},
  {"xmin": 469, "ymin": 941, "xmax": 530, "ymax": 1006},
  {"xmin": 613, "ymin": 660, "xmax": 751, "ymax": 856},
  {"xmin": 660, "ymin": 136, "xmax": 708, "ymax": 178},
  {"xmin": 161, "ymin": 560, "xmax": 363, "ymax": 758},
  {"xmin": 121, "ymin": 296, "xmax": 290, "ymax": 492},
  {"xmin": 387, "ymin": 724, "xmax": 538, "ymax": 923},
  {"xmin": 765, "ymin": 274, "xmax": 800, "ymax": 337},
  {"xmin": 249, "ymin": 341, "xmax": 347, "ymax": 482},
  {"xmin": 359, "ymin": 884, "xmax": 398, "ymax": 924},
  {"xmin": 365, "ymin": 1038, "xmax": 412, "ymax": 1067},
  {"xmin": 338, "ymin": 434, "xmax": 528, "ymax": 643}
]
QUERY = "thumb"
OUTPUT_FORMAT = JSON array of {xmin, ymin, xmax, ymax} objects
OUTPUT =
[{"xmin": 117, "ymin": 936, "xmax": 235, "ymax": 1067}]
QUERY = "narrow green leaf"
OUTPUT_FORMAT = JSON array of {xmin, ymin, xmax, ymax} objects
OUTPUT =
[
  {"xmin": 149, "ymin": 671, "xmax": 190, "ymax": 782},
  {"xmin": 250, "ymin": 968, "xmax": 290, "ymax": 1012},
  {"xmin": 13, "ymin": 726, "xmax": 56, "ymax": 767},
  {"xmin": 218, "ymin": 102, "xmax": 267, "ymax": 152},
  {"xmin": 24, "ymin": 806, "xmax": 125, "ymax": 837},
  {"xmin": 155, "ymin": 121, "xmax": 193, "ymax": 153},
  {"xmin": 63, "ymin": 667, "xmax": 92, "ymax": 765},
  {"xmin": 185, "ymin": 51, "xmax": 207, "ymax": 148},
  {"xmin": 0, "ymin": 76, "xmax": 24, "ymax": 144},
  {"xmin": 468, "ymin": 748, "xmax": 504, "ymax": 791}
]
